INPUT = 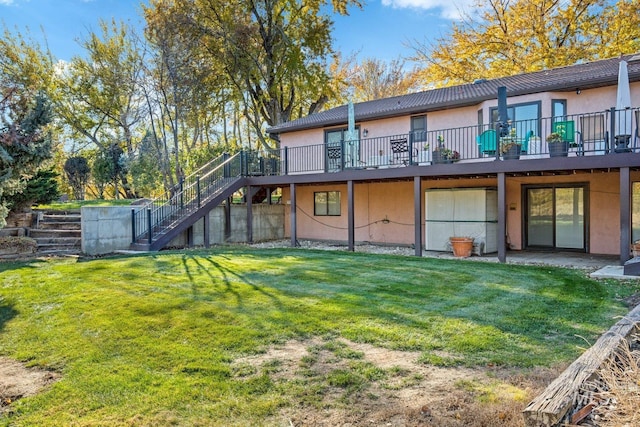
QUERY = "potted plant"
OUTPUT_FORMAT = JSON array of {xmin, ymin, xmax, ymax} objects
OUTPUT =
[
  {"xmin": 499, "ymin": 128, "xmax": 520, "ymax": 160},
  {"xmin": 449, "ymin": 236, "xmax": 474, "ymax": 257},
  {"xmin": 547, "ymin": 132, "xmax": 569, "ymax": 157},
  {"xmin": 432, "ymin": 136, "xmax": 460, "ymax": 164}
]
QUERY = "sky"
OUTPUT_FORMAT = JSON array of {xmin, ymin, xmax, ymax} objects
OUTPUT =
[{"xmin": 0, "ymin": 0, "xmax": 472, "ymax": 63}]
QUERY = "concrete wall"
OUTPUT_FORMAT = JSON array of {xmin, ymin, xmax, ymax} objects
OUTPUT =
[
  {"xmin": 167, "ymin": 204, "xmax": 285, "ymax": 247},
  {"xmin": 82, "ymin": 206, "xmax": 134, "ymax": 255},
  {"xmin": 82, "ymin": 204, "xmax": 285, "ymax": 255}
]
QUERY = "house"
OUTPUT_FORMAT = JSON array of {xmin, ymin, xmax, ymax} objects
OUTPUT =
[{"xmin": 261, "ymin": 54, "xmax": 640, "ymax": 264}]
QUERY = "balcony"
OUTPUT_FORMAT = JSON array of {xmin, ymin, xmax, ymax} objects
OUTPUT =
[{"xmin": 247, "ymin": 107, "xmax": 640, "ymax": 177}]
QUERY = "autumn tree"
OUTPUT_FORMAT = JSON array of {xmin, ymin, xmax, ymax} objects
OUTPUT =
[
  {"xmin": 54, "ymin": 20, "xmax": 144, "ymax": 198},
  {"xmin": 349, "ymin": 57, "xmax": 420, "ymax": 102},
  {"xmin": 144, "ymin": 0, "xmax": 362, "ymax": 150},
  {"xmin": 411, "ymin": 0, "xmax": 640, "ymax": 87}
]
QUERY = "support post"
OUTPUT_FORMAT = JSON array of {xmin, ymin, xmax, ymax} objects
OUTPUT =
[
  {"xmin": 620, "ymin": 167, "xmax": 631, "ymax": 265},
  {"xmin": 497, "ymin": 172, "xmax": 507, "ymax": 263},
  {"xmin": 224, "ymin": 197, "xmax": 231, "ymax": 242},
  {"xmin": 290, "ymin": 183, "xmax": 297, "ymax": 247},
  {"xmin": 204, "ymin": 212, "xmax": 210, "ymax": 248},
  {"xmin": 196, "ymin": 176, "xmax": 201, "ymax": 208},
  {"xmin": 131, "ymin": 209, "xmax": 136, "ymax": 244},
  {"xmin": 247, "ymin": 185, "xmax": 253, "ymax": 243},
  {"xmin": 414, "ymin": 176, "xmax": 422, "ymax": 256},
  {"xmin": 609, "ymin": 107, "xmax": 616, "ymax": 154},
  {"xmin": 147, "ymin": 208, "xmax": 152, "ymax": 245},
  {"xmin": 348, "ymin": 180, "xmax": 354, "ymax": 251}
]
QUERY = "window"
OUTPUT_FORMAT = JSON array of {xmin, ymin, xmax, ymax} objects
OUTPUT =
[
  {"xmin": 314, "ymin": 191, "xmax": 341, "ymax": 216},
  {"xmin": 552, "ymin": 99, "xmax": 567, "ymax": 122},
  {"xmin": 410, "ymin": 115, "xmax": 427, "ymax": 143},
  {"xmin": 490, "ymin": 101, "xmax": 541, "ymax": 137}
]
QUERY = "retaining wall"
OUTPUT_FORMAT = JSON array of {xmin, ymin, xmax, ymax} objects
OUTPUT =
[{"xmin": 81, "ymin": 204, "xmax": 285, "ymax": 255}]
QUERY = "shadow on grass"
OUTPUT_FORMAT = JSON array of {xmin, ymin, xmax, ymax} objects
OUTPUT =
[
  {"xmin": 179, "ymin": 253, "xmax": 284, "ymax": 311},
  {"xmin": 0, "ymin": 300, "xmax": 18, "ymax": 333}
]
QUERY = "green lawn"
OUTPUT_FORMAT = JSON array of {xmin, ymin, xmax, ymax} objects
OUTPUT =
[
  {"xmin": 35, "ymin": 199, "xmax": 134, "ymax": 211},
  {"xmin": 0, "ymin": 248, "xmax": 638, "ymax": 425}
]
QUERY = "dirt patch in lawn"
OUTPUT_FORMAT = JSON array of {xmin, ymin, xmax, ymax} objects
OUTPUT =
[
  {"xmin": 0, "ymin": 357, "xmax": 60, "ymax": 414},
  {"xmin": 233, "ymin": 338, "xmax": 561, "ymax": 427}
]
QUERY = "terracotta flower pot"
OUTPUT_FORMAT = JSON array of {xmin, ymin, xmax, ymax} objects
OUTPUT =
[{"xmin": 450, "ymin": 237, "xmax": 474, "ymax": 257}]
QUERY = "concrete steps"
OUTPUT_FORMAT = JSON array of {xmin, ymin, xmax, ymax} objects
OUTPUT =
[{"xmin": 31, "ymin": 210, "xmax": 82, "ymax": 255}]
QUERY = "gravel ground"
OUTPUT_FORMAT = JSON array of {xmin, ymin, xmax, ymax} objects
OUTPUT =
[{"xmin": 248, "ymin": 239, "xmax": 619, "ymax": 271}]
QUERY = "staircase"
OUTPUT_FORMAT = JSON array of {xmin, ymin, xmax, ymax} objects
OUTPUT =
[
  {"xmin": 30, "ymin": 210, "xmax": 82, "ymax": 255},
  {"xmin": 130, "ymin": 152, "xmax": 247, "ymax": 251}
]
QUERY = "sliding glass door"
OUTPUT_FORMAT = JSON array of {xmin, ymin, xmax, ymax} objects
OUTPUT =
[{"xmin": 525, "ymin": 185, "xmax": 586, "ymax": 250}]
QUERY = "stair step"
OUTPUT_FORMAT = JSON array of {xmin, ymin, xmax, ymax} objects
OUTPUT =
[
  {"xmin": 34, "ymin": 237, "xmax": 81, "ymax": 245},
  {"xmin": 38, "ymin": 222, "xmax": 81, "ymax": 230},
  {"xmin": 41, "ymin": 214, "xmax": 81, "ymax": 222},
  {"xmin": 30, "ymin": 229, "xmax": 81, "ymax": 239},
  {"xmin": 37, "ymin": 244, "xmax": 81, "ymax": 252}
]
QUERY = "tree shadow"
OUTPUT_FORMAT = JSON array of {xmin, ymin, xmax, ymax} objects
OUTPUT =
[
  {"xmin": 180, "ymin": 253, "xmax": 284, "ymax": 311},
  {"xmin": 0, "ymin": 300, "xmax": 18, "ymax": 334}
]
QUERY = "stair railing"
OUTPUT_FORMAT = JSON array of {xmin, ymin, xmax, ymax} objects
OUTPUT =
[{"xmin": 131, "ymin": 152, "xmax": 242, "ymax": 244}]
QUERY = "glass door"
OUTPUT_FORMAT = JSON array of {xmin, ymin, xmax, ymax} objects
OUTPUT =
[{"xmin": 525, "ymin": 185, "xmax": 586, "ymax": 250}]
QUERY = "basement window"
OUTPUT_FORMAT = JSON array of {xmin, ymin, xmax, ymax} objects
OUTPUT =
[{"xmin": 314, "ymin": 191, "xmax": 341, "ymax": 216}]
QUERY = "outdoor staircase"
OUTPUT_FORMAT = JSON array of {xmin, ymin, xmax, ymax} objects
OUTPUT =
[
  {"xmin": 30, "ymin": 210, "xmax": 82, "ymax": 255},
  {"xmin": 130, "ymin": 152, "xmax": 247, "ymax": 251}
]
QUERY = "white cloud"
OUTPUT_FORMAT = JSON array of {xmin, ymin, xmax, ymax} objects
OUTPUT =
[
  {"xmin": 381, "ymin": 0, "xmax": 476, "ymax": 20},
  {"xmin": 0, "ymin": 0, "xmax": 15, "ymax": 5}
]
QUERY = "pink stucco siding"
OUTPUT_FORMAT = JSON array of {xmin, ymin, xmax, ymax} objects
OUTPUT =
[{"xmin": 282, "ymin": 171, "xmax": 640, "ymax": 255}]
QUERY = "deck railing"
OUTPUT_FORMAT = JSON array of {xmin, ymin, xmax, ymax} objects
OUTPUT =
[
  {"xmin": 131, "ymin": 106, "xmax": 639, "ymax": 245},
  {"xmin": 131, "ymin": 152, "xmax": 243, "ymax": 245},
  {"xmin": 275, "ymin": 107, "xmax": 639, "ymax": 173}
]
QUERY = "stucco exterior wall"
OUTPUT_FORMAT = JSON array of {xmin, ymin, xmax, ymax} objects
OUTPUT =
[
  {"xmin": 279, "ymin": 82, "xmax": 640, "ymax": 151},
  {"xmin": 283, "ymin": 171, "xmax": 640, "ymax": 255}
]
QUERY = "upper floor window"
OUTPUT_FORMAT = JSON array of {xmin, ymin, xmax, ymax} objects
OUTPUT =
[
  {"xmin": 410, "ymin": 115, "xmax": 427, "ymax": 143},
  {"xmin": 490, "ymin": 101, "xmax": 541, "ymax": 137},
  {"xmin": 552, "ymin": 99, "xmax": 567, "ymax": 122}
]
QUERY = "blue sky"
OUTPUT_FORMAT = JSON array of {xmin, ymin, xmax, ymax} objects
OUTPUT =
[{"xmin": 0, "ymin": 0, "xmax": 470, "ymax": 63}]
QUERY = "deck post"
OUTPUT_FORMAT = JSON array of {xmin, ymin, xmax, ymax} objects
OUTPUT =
[
  {"xmin": 414, "ymin": 176, "xmax": 422, "ymax": 256},
  {"xmin": 348, "ymin": 180, "xmax": 354, "ymax": 251},
  {"xmin": 147, "ymin": 208, "xmax": 152, "ymax": 245},
  {"xmin": 620, "ymin": 167, "xmax": 631, "ymax": 265},
  {"xmin": 290, "ymin": 183, "xmax": 297, "ymax": 247},
  {"xmin": 224, "ymin": 197, "xmax": 231, "ymax": 242},
  {"xmin": 203, "ymin": 212, "xmax": 210, "ymax": 248},
  {"xmin": 497, "ymin": 172, "xmax": 506, "ymax": 263},
  {"xmin": 131, "ymin": 209, "xmax": 136, "ymax": 244},
  {"xmin": 247, "ymin": 185, "xmax": 253, "ymax": 243}
]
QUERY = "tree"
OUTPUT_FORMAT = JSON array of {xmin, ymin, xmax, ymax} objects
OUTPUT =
[
  {"xmin": 0, "ymin": 92, "xmax": 53, "ymax": 227},
  {"xmin": 64, "ymin": 156, "xmax": 91, "ymax": 200},
  {"xmin": 410, "ymin": 0, "xmax": 640, "ymax": 87},
  {"xmin": 7, "ymin": 169, "xmax": 60, "ymax": 211},
  {"xmin": 349, "ymin": 57, "xmax": 420, "ymax": 102},
  {"xmin": 54, "ymin": 20, "xmax": 144, "ymax": 198},
  {"xmin": 144, "ymin": 0, "xmax": 362, "ymax": 150}
]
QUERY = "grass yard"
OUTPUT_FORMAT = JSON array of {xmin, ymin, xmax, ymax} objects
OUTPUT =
[
  {"xmin": 0, "ymin": 248, "xmax": 639, "ymax": 426},
  {"xmin": 35, "ymin": 199, "xmax": 134, "ymax": 211}
]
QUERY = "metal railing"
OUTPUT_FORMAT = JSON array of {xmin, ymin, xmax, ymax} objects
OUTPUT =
[
  {"xmin": 131, "ymin": 152, "xmax": 243, "ymax": 245},
  {"xmin": 276, "ymin": 107, "xmax": 639, "ymax": 172},
  {"xmin": 130, "ymin": 107, "xmax": 639, "ymax": 245}
]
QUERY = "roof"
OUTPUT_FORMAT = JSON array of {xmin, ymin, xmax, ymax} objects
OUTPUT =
[{"xmin": 267, "ymin": 53, "xmax": 640, "ymax": 135}]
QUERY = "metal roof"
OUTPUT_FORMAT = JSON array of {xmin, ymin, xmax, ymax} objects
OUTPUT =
[{"xmin": 267, "ymin": 54, "xmax": 640, "ymax": 135}]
